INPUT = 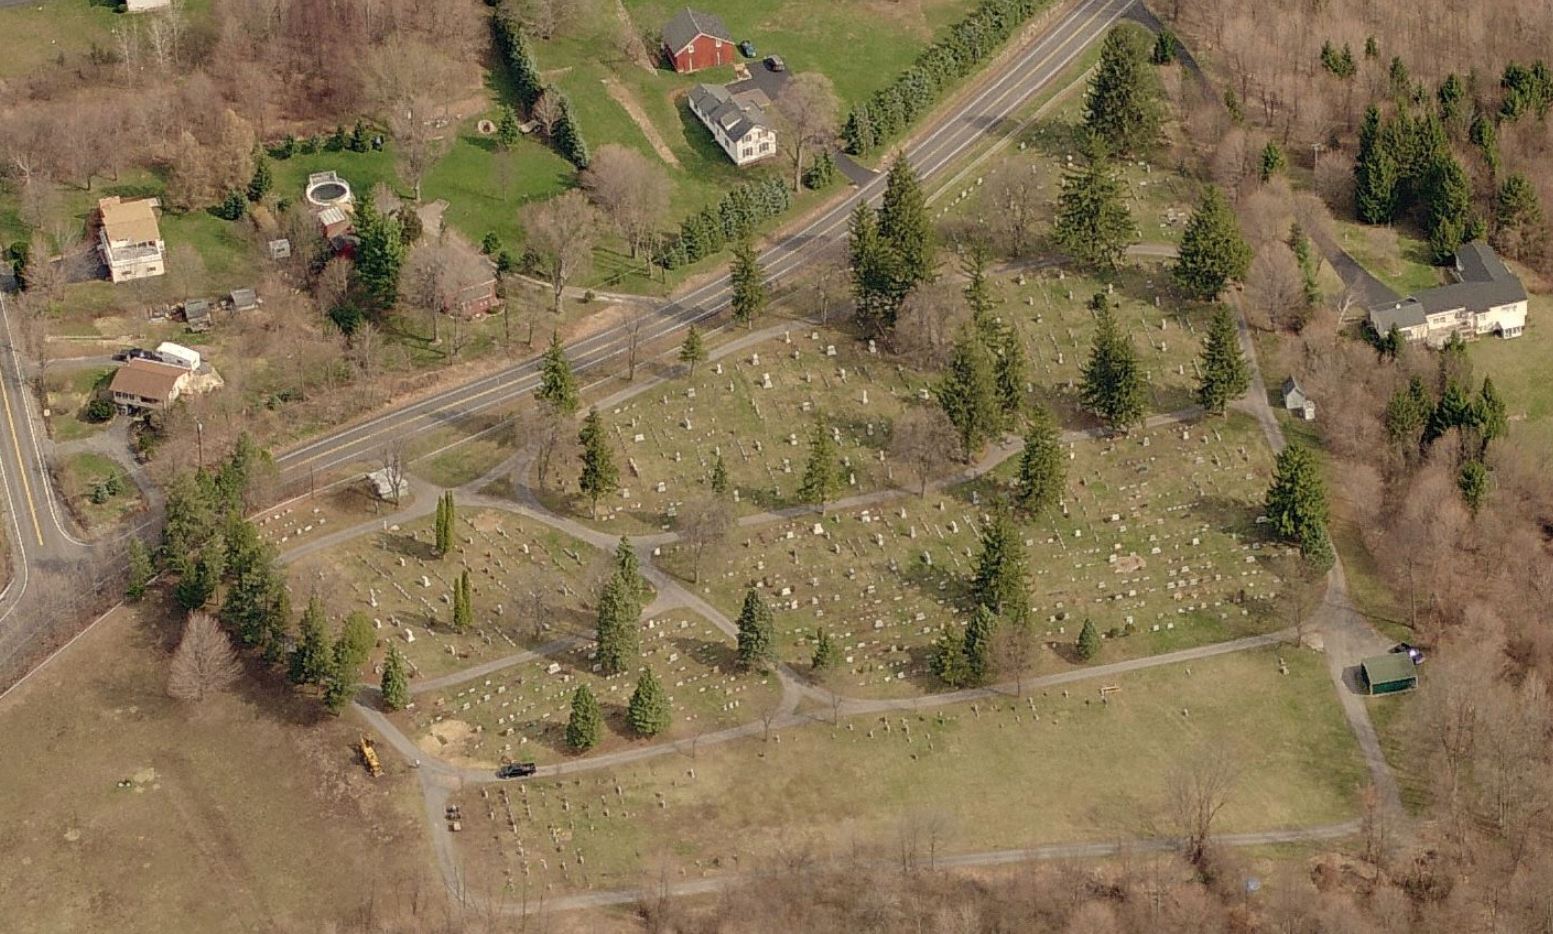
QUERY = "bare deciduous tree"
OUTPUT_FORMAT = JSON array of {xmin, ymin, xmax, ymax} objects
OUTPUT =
[
  {"xmin": 522, "ymin": 190, "xmax": 601, "ymax": 313},
  {"xmin": 773, "ymin": 72, "xmax": 840, "ymax": 190},
  {"xmin": 580, "ymin": 144, "xmax": 669, "ymax": 267},
  {"xmin": 677, "ymin": 496, "xmax": 734, "ymax": 584},
  {"xmin": 1165, "ymin": 743, "xmax": 1239, "ymax": 864},
  {"xmin": 167, "ymin": 611, "xmax": 243, "ymax": 704},
  {"xmin": 889, "ymin": 406, "xmax": 960, "ymax": 496},
  {"xmin": 532, "ymin": 90, "xmax": 564, "ymax": 139},
  {"xmin": 984, "ymin": 159, "xmax": 1045, "ymax": 257}
]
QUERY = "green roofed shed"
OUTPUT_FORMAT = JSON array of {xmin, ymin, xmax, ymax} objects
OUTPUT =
[{"xmin": 1360, "ymin": 654, "xmax": 1418, "ymax": 695}]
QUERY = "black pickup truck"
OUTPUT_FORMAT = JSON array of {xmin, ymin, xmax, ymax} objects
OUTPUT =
[{"xmin": 496, "ymin": 761, "xmax": 538, "ymax": 779}]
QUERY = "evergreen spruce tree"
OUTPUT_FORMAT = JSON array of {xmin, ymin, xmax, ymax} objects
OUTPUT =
[
  {"xmin": 336, "ymin": 612, "xmax": 375, "ymax": 676},
  {"xmin": 964, "ymin": 604, "xmax": 998, "ymax": 683},
  {"xmin": 126, "ymin": 538, "xmax": 154, "ymax": 602},
  {"xmin": 798, "ymin": 418, "xmax": 842, "ymax": 511},
  {"xmin": 735, "ymin": 589, "xmax": 775, "ymax": 671},
  {"xmin": 496, "ymin": 104, "xmax": 521, "ymax": 150},
  {"xmin": 1458, "ymin": 459, "xmax": 1489, "ymax": 515},
  {"xmin": 1494, "ymin": 173, "xmax": 1544, "ymax": 258},
  {"xmin": 452, "ymin": 569, "xmax": 473, "ymax": 630},
  {"xmin": 811, "ymin": 627, "xmax": 840, "ymax": 671},
  {"xmin": 1384, "ymin": 376, "xmax": 1434, "ymax": 448},
  {"xmin": 1053, "ymin": 135, "xmax": 1135, "ymax": 270},
  {"xmin": 1264, "ymin": 443, "xmax": 1329, "ymax": 547},
  {"xmin": 930, "ymin": 626, "xmax": 971, "ymax": 687},
  {"xmin": 352, "ymin": 194, "xmax": 405, "ymax": 309},
  {"xmin": 594, "ymin": 571, "xmax": 642, "ymax": 676},
  {"xmin": 962, "ymin": 245, "xmax": 994, "ymax": 320},
  {"xmin": 847, "ymin": 200, "xmax": 904, "ymax": 335},
  {"xmin": 1289, "ymin": 223, "xmax": 1322, "ymax": 307},
  {"xmin": 613, "ymin": 536, "xmax": 646, "ymax": 604},
  {"xmin": 679, "ymin": 325, "xmax": 708, "ymax": 375},
  {"xmin": 878, "ymin": 157, "xmax": 933, "ymax": 290},
  {"xmin": 1354, "ymin": 106, "xmax": 1399, "ymax": 224},
  {"xmin": 729, "ymin": 239, "xmax": 766, "ymax": 329},
  {"xmin": 578, "ymin": 408, "xmax": 619, "ymax": 520},
  {"xmin": 289, "ymin": 594, "xmax": 332, "ymax": 685},
  {"xmin": 1426, "ymin": 381, "xmax": 1477, "ymax": 447},
  {"xmin": 1174, "ymin": 186, "xmax": 1253, "ymax": 300},
  {"xmin": 247, "ymin": 154, "xmax": 273, "ymax": 203},
  {"xmin": 971, "ymin": 511, "xmax": 1030, "ymax": 623},
  {"xmin": 709, "ymin": 450, "xmax": 730, "ymax": 495},
  {"xmin": 627, "ymin": 668, "xmax": 671, "ymax": 737},
  {"xmin": 1084, "ymin": 26, "xmax": 1162, "ymax": 156},
  {"xmin": 1475, "ymin": 376, "xmax": 1508, "ymax": 451},
  {"xmin": 219, "ymin": 523, "xmax": 291, "ymax": 663},
  {"xmin": 1298, "ymin": 519, "xmax": 1336, "ymax": 571},
  {"xmin": 565, "ymin": 685, "xmax": 602, "ymax": 750},
  {"xmin": 1014, "ymin": 406, "xmax": 1065, "ymax": 515},
  {"xmin": 1075, "ymin": 618, "xmax": 1101, "ymax": 661},
  {"xmin": 1259, "ymin": 141, "xmax": 1286, "ymax": 182},
  {"xmin": 381, "ymin": 645, "xmax": 411, "ymax": 710},
  {"xmin": 537, "ymin": 331, "xmax": 579, "ymax": 415},
  {"xmin": 938, "ymin": 324, "xmax": 1004, "ymax": 459},
  {"xmin": 1195, "ymin": 305, "xmax": 1251, "ymax": 414},
  {"xmin": 1423, "ymin": 151, "xmax": 1473, "ymax": 263},
  {"xmin": 320, "ymin": 651, "xmax": 355, "ymax": 714},
  {"xmin": 1079, "ymin": 294, "xmax": 1147, "ymax": 432}
]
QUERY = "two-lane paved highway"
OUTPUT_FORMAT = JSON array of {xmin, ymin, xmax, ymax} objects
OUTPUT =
[{"xmin": 273, "ymin": 0, "xmax": 1136, "ymax": 484}]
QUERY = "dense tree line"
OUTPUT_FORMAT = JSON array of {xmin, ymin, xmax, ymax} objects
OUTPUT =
[
  {"xmin": 842, "ymin": 0, "xmax": 1051, "ymax": 154},
  {"xmin": 658, "ymin": 180, "xmax": 792, "ymax": 269},
  {"xmin": 490, "ymin": 4, "xmax": 589, "ymax": 168}
]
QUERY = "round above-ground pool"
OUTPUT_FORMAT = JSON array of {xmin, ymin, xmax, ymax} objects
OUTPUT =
[{"xmin": 305, "ymin": 174, "xmax": 353, "ymax": 209}]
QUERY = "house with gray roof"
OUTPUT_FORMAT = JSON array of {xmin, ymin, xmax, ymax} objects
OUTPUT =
[
  {"xmin": 687, "ymin": 83, "xmax": 777, "ymax": 166},
  {"xmin": 1368, "ymin": 241, "xmax": 1528, "ymax": 347}
]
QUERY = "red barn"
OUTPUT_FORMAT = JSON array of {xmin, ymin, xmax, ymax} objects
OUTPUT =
[{"xmin": 663, "ymin": 8, "xmax": 735, "ymax": 74}]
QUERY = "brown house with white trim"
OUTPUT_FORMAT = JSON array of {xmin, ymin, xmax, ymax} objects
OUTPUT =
[{"xmin": 110, "ymin": 358, "xmax": 190, "ymax": 412}]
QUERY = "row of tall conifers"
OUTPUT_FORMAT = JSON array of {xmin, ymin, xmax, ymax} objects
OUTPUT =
[{"xmin": 489, "ymin": 3, "xmax": 591, "ymax": 169}]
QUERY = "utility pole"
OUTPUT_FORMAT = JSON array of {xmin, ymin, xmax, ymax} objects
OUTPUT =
[{"xmin": 195, "ymin": 420, "xmax": 204, "ymax": 471}]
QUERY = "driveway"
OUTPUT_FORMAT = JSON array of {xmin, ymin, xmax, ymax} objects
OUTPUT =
[{"xmin": 726, "ymin": 59, "xmax": 791, "ymax": 104}]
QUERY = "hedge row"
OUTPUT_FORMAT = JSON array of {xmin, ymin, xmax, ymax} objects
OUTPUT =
[
  {"xmin": 658, "ymin": 180, "xmax": 792, "ymax": 269},
  {"xmin": 491, "ymin": 6, "xmax": 590, "ymax": 168},
  {"xmin": 842, "ymin": 0, "xmax": 1049, "ymax": 155}
]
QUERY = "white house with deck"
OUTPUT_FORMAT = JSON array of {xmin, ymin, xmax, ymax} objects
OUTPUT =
[{"xmin": 1369, "ymin": 241, "xmax": 1528, "ymax": 347}]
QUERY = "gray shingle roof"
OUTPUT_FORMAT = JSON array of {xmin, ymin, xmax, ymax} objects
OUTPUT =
[
  {"xmin": 688, "ymin": 82, "xmax": 768, "ymax": 142},
  {"xmin": 1368, "ymin": 241, "xmax": 1526, "ymax": 332},
  {"xmin": 663, "ymin": 8, "xmax": 732, "ymax": 54}
]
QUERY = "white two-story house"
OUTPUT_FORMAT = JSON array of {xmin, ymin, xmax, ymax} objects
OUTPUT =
[
  {"xmin": 97, "ymin": 196, "xmax": 166, "ymax": 284},
  {"xmin": 1369, "ymin": 241, "xmax": 1528, "ymax": 347},
  {"xmin": 687, "ymin": 83, "xmax": 777, "ymax": 167}
]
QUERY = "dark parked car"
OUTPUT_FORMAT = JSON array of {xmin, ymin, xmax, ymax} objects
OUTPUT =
[
  {"xmin": 113, "ymin": 348, "xmax": 161, "ymax": 363},
  {"xmin": 738, "ymin": 40, "xmax": 756, "ymax": 58},
  {"xmin": 1392, "ymin": 642, "xmax": 1425, "ymax": 665},
  {"xmin": 496, "ymin": 761, "xmax": 537, "ymax": 779},
  {"xmin": 765, "ymin": 54, "xmax": 786, "ymax": 72}
]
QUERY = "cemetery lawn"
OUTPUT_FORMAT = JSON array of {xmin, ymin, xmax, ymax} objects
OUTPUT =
[
  {"xmin": 407, "ymin": 430, "xmax": 512, "ymax": 489},
  {"xmin": 284, "ymin": 507, "xmax": 605, "ymax": 680},
  {"xmin": 453, "ymin": 647, "xmax": 1363, "ymax": 896},
  {"xmin": 259, "ymin": 485, "xmax": 413, "ymax": 554},
  {"xmin": 0, "ymin": 596, "xmax": 430, "ymax": 933},
  {"xmin": 53, "ymin": 452, "xmax": 145, "ymax": 534},
  {"xmin": 401, "ymin": 611, "xmax": 781, "ymax": 769},
  {"xmin": 538, "ymin": 276, "xmax": 1215, "ymax": 535},
  {"xmin": 42, "ymin": 367, "xmax": 114, "ymax": 443},
  {"xmin": 660, "ymin": 412, "xmax": 1286, "ymax": 697}
]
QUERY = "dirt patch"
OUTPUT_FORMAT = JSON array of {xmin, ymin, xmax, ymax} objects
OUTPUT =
[
  {"xmin": 603, "ymin": 76, "xmax": 683, "ymax": 168},
  {"xmin": 1113, "ymin": 554, "xmax": 1147, "ymax": 574}
]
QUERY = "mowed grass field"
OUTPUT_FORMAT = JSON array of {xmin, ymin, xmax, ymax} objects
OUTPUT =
[
  {"xmin": 453, "ymin": 647, "xmax": 1364, "ymax": 897},
  {"xmin": 53, "ymin": 451, "xmax": 144, "ymax": 534},
  {"xmin": 0, "ymin": 597, "xmax": 432, "ymax": 933},
  {"xmin": 1468, "ymin": 294, "xmax": 1553, "ymax": 452}
]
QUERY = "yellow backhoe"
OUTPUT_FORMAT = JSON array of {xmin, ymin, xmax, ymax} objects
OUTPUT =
[{"xmin": 357, "ymin": 736, "xmax": 383, "ymax": 777}]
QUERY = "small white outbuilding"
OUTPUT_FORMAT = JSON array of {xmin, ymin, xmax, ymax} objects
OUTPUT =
[{"xmin": 155, "ymin": 342, "xmax": 201, "ymax": 371}]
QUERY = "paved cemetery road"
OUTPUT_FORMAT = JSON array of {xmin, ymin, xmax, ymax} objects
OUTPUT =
[{"xmin": 270, "ymin": 0, "xmax": 1138, "ymax": 486}]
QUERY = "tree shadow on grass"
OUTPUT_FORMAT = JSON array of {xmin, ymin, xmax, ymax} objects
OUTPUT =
[{"xmin": 378, "ymin": 530, "xmax": 440, "ymax": 561}]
